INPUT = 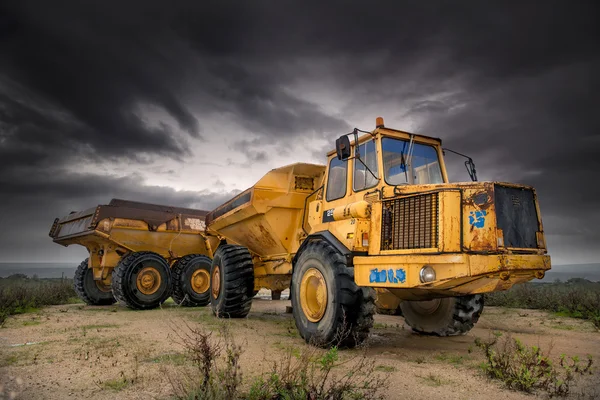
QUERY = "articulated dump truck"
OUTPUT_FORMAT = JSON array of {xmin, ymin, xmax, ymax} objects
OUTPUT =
[
  {"xmin": 49, "ymin": 199, "xmax": 217, "ymax": 309},
  {"xmin": 50, "ymin": 118, "xmax": 551, "ymax": 348}
]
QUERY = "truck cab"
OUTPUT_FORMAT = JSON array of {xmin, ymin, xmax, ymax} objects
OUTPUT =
[{"xmin": 305, "ymin": 118, "xmax": 550, "ymax": 303}]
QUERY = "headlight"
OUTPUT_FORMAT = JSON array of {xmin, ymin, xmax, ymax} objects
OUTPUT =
[{"xmin": 419, "ymin": 266, "xmax": 436, "ymax": 283}]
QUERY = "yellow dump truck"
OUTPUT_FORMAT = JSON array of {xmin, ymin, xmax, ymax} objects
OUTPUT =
[
  {"xmin": 202, "ymin": 118, "xmax": 551, "ymax": 346},
  {"xmin": 50, "ymin": 118, "xmax": 551, "ymax": 348},
  {"xmin": 50, "ymin": 199, "xmax": 217, "ymax": 309}
]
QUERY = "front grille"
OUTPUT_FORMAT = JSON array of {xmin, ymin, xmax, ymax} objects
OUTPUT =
[
  {"xmin": 381, "ymin": 193, "xmax": 439, "ymax": 250},
  {"xmin": 495, "ymin": 185, "xmax": 539, "ymax": 248}
]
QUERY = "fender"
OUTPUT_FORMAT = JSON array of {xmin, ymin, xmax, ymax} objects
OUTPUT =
[{"xmin": 293, "ymin": 231, "xmax": 365, "ymax": 268}]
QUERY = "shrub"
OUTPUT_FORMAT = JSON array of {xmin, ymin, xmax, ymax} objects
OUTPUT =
[
  {"xmin": 0, "ymin": 277, "xmax": 77, "ymax": 325},
  {"xmin": 168, "ymin": 321, "xmax": 387, "ymax": 400},
  {"xmin": 484, "ymin": 280, "xmax": 600, "ymax": 329},
  {"xmin": 475, "ymin": 332, "xmax": 593, "ymax": 396}
]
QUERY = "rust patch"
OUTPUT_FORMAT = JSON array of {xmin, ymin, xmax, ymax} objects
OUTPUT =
[
  {"xmin": 243, "ymin": 222, "xmax": 279, "ymax": 251},
  {"xmin": 463, "ymin": 186, "xmax": 494, "ymax": 211}
]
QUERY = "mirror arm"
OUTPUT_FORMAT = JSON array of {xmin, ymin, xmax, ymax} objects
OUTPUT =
[
  {"xmin": 355, "ymin": 128, "xmax": 377, "ymax": 138},
  {"xmin": 352, "ymin": 129, "xmax": 360, "ymax": 158},
  {"xmin": 443, "ymin": 147, "xmax": 478, "ymax": 182}
]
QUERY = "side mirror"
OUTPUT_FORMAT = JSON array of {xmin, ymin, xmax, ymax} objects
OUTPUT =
[{"xmin": 335, "ymin": 135, "xmax": 351, "ymax": 160}]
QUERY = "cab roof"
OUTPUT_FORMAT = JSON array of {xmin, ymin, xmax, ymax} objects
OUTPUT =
[{"xmin": 326, "ymin": 125, "xmax": 443, "ymax": 158}]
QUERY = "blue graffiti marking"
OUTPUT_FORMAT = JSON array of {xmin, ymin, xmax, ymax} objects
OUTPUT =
[
  {"xmin": 387, "ymin": 269, "xmax": 395, "ymax": 283},
  {"xmin": 369, "ymin": 268, "xmax": 406, "ymax": 284},
  {"xmin": 469, "ymin": 210, "xmax": 487, "ymax": 228},
  {"xmin": 395, "ymin": 268, "xmax": 406, "ymax": 283}
]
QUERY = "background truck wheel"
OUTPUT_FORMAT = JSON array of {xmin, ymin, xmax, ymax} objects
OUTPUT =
[
  {"xmin": 210, "ymin": 245, "xmax": 254, "ymax": 318},
  {"xmin": 291, "ymin": 241, "xmax": 375, "ymax": 348},
  {"xmin": 400, "ymin": 295, "xmax": 484, "ymax": 336},
  {"xmin": 171, "ymin": 254, "xmax": 212, "ymax": 307},
  {"xmin": 73, "ymin": 258, "xmax": 116, "ymax": 306},
  {"xmin": 376, "ymin": 306, "xmax": 403, "ymax": 316},
  {"xmin": 112, "ymin": 251, "xmax": 172, "ymax": 310}
]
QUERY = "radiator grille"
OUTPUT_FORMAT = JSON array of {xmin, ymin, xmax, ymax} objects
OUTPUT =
[
  {"xmin": 381, "ymin": 193, "xmax": 439, "ymax": 250},
  {"xmin": 495, "ymin": 185, "xmax": 539, "ymax": 248}
]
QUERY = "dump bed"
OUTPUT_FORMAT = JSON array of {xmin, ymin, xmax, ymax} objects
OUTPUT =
[
  {"xmin": 206, "ymin": 163, "xmax": 325, "ymax": 257},
  {"xmin": 49, "ymin": 199, "xmax": 211, "ymax": 260}
]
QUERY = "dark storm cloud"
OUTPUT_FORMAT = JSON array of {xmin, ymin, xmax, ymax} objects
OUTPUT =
[
  {"xmin": 411, "ymin": 59, "xmax": 600, "ymax": 260},
  {"xmin": 0, "ymin": 170, "xmax": 240, "ymax": 262},
  {"xmin": 0, "ymin": 0, "xmax": 598, "ymax": 262}
]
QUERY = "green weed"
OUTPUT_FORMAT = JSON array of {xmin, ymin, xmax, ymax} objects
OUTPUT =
[
  {"xmin": 419, "ymin": 373, "xmax": 449, "ymax": 387},
  {"xmin": 475, "ymin": 333, "xmax": 593, "ymax": 396},
  {"xmin": 375, "ymin": 365, "xmax": 396, "ymax": 372}
]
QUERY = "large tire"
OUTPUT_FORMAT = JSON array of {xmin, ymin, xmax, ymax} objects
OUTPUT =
[
  {"xmin": 210, "ymin": 245, "xmax": 254, "ymax": 318},
  {"xmin": 400, "ymin": 295, "xmax": 484, "ymax": 336},
  {"xmin": 112, "ymin": 252, "xmax": 172, "ymax": 310},
  {"xmin": 171, "ymin": 254, "xmax": 212, "ymax": 307},
  {"xmin": 73, "ymin": 258, "xmax": 116, "ymax": 306},
  {"xmin": 291, "ymin": 240, "xmax": 375, "ymax": 348}
]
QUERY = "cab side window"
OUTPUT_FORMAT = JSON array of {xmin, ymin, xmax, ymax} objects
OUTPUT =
[
  {"xmin": 326, "ymin": 157, "xmax": 348, "ymax": 201},
  {"xmin": 353, "ymin": 139, "xmax": 379, "ymax": 192}
]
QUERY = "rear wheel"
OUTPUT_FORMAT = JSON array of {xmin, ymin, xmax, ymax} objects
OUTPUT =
[
  {"xmin": 210, "ymin": 245, "xmax": 254, "ymax": 318},
  {"xmin": 291, "ymin": 240, "xmax": 375, "ymax": 348},
  {"xmin": 171, "ymin": 254, "xmax": 212, "ymax": 307},
  {"xmin": 112, "ymin": 252, "xmax": 172, "ymax": 310},
  {"xmin": 400, "ymin": 295, "xmax": 484, "ymax": 336},
  {"xmin": 73, "ymin": 258, "xmax": 116, "ymax": 306}
]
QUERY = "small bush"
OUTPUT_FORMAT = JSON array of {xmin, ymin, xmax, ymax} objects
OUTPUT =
[
  {"xmin": 475, "ymin": 333, "xmax": 593, "ymax": 396},
  {"xmin": 168, "ymin": 322, "xmax": 243, "ymax": 400},
  {"xmin": 168, "ymin": 321, "xmax": 387, "ymax": 400},
  {"xmin": 485, "ymin": 280, "xmax": 600, "ymax": 329},
  {"xmin": 0, "ymin": 276, "xmax": 77, "ymax": 325}
]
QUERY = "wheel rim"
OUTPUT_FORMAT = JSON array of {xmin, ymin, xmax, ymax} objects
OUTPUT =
[
  {"xmin": 191, "ymin": 269, "xmax": 210, "ymax": 294},
  {"xmin": 409, "ymin": 298, "xmax": 442, "ymax": 315},
  {"xmin": 136, "ymin": 266, "xmax": 162, "ymax": 295},
  {"xmin": 95, "ymin": 279, "xmax": 112, "ymax": 293},
  {"xmin": 300, "ymin": 268, "xmax": 328, "ymax": 323},
  {"xmin": 211, "ymin": 265, "xmax": 221, "ymax": 299}
]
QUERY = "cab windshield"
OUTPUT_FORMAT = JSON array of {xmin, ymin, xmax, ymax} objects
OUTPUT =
[{"xmin": 382, "ymin": 137, "xmax": 443, "ymax": 185}]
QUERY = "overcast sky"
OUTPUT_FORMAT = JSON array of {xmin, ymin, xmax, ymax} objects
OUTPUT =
[{"xmin": 0, "ymin": 1, "xmax": 598, "ymax": 265}]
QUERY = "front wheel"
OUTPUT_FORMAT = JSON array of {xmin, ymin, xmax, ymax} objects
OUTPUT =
[
  {"xmin": 291, "ymin": 240, "xmax": 375, "ymax": 348},
  {"xmin": 112, "ymin": 252, "xmax": 172, "ymax": 310},
  {"xmin": 73, "ymin": 258, "xmax": 116, "ymax": 306},
  {"xmin": 399, "ymin": 295, "xmax": 484, "ymax": 336}
]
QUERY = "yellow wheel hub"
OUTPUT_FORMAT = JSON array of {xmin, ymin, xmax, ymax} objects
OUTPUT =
[
  {"xmin": 136, "ymin": 266, "xmax": 162, "ymax": 295},
  {"xmin": 300, "ymin": 268, "xmax": 328, "ymax": 323},
  {"xmin": 211, "ymin": 266, "xmax": 221, "ymax": 299},
  {"xmin": 95, "ymin": 279, "xmax": 112, "ymax": 293},
  {"xmin": 191, "ymin": 269, "xmax": 210, "ymax": 294},
  {"xmin": 410, "ymin": 298, "xmax": 442, "ymax": 315}
]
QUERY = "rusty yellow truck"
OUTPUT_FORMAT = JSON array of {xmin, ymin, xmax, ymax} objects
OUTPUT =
[
  {"xmin": 204, "ymin": 117, "xmax": 550, "ymax": 346},
  {"xmin": 49, "ymin": 199, "xmax": 217, "ymax": 309},
  {"xmin": 50, "ymin": 118, "xmax": 551, "ymax": 348}
]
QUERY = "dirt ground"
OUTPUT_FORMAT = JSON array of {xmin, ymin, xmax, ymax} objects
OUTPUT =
[{"xmin": 1, "ymin": 293, "xmax": 599, "ymax": 400}]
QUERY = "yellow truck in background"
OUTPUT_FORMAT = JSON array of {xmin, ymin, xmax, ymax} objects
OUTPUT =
[{"xmin": 50, "ymin": 118, "xmax": 550, "ymax": 347}]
